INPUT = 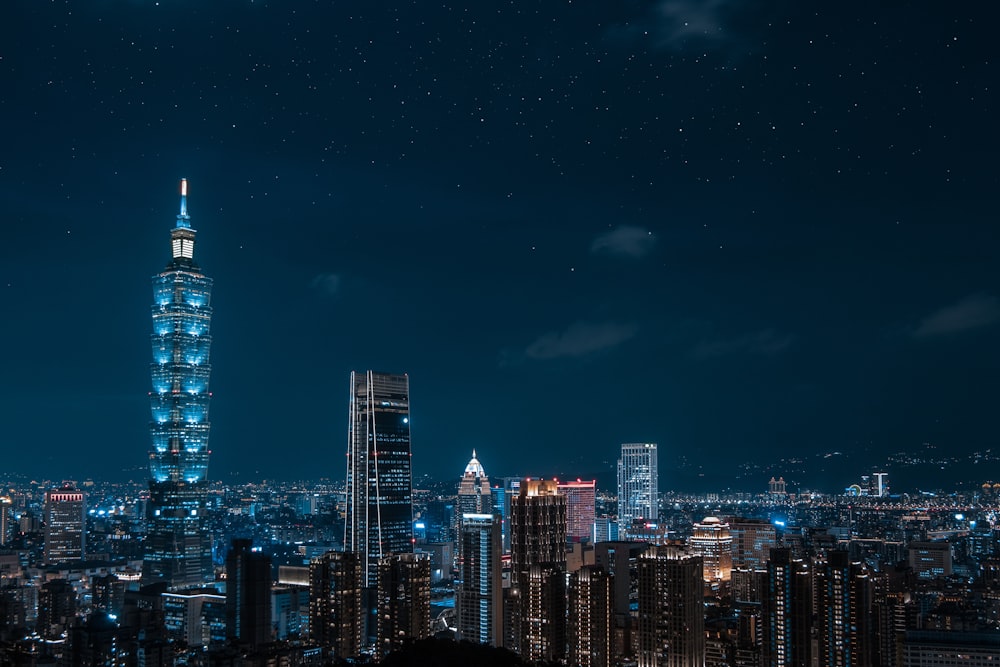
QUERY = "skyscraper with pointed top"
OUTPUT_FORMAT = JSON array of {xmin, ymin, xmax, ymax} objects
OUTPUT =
[{"xmin": 142, "ymin": 179, "xmax": 215, "ymax": 589}]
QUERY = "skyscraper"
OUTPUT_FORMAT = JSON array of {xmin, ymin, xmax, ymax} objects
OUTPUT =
[
  {"xmin": 456, "ymin": 450, "xmax": 493, "ymax": 526},
  {"xmin": 375, "ymin": 552, "xmax": 431, "ymax": 660},
  {"xmin": 816, "ymin": 550, "xmax": 874, "ymax": 667},
  {"xmin": 763, "ymin": 548, "xmax": 813, "ymax": 667},
  {"xmin": 226, "ymin": 539, "xmax": 272, "ymax": 649},
  {"xmin": 143, "ymin": 179, "xmax": 214, "ymax": 588},
  {"xmin": 509, "ymin": 479, "xmax": 567, "ymax": 663},
  {"xmin": 0, "ymin": 497, "xmax": 11, "ymax": 546},
  {"xmin": 568, "ymin": 565, "xmax": 614, "ymax": 667},
  {"xmin": 310, "ymin": 550, "xmax": 363, "ymax": 660},
  {"xmin": 44, "ymin": 486, "xmax": 85, "ymax": 564},
  {"xmin": 344, "ymin": 371, "xmax": 414, "ymax": 589},
  {"xmin": 637, "ymin": 544, "xmax": 704, "ymax": 667},
  {"xmin": 618, "ymin": 443, "xmax": 658, "ymax": 534},
  {"xmin": 456, "ymin": 513, "xmax": 503, "ymax": 646},
  {"xmin": 690, "ymin": 516, "xmax": 733, "ymax": 594},
  {"xmin": 559, "ymin": 479, "xmax": 597, "ymax": 543}
]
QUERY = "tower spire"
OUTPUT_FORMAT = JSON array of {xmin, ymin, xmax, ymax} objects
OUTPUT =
[{"xmin": 177, "ymin": 178, "xmax": 191, "ymax": 227}]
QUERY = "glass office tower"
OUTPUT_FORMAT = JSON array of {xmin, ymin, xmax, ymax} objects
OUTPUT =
[
  {"xmin": 345, "ymin": 371, "xmax": 414, "ymax": 589},
  {"xmin": 617, "ymin": 442, "xmax": 658, "ymax": 534},
  {"xmin": 142, "ymin": 179, "xmax": 215, "ymax": 588}
]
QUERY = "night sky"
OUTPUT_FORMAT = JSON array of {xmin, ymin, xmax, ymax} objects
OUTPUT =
[{"xmin": 2, "ymin": 2, "xmax": 997, "ymax": 488}]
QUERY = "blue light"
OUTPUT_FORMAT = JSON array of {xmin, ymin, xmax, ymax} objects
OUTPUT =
[
  {"xmin": 773, "ymin": 519, "xmax": 786, "ymax": 527},
  {"xmin": 403, "ymin": 417, "xmax": 409, "ymax": 424}
]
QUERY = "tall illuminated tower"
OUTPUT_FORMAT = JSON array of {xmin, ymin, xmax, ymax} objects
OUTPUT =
[
  {"xmin": 617, "ymin": 442, "xmax": 658, "ymax": 535},
  {"xmin": 143, "ymin": 179, "xmax": 215, "ymax": 588},
  {"xmin": 345, "ymin": 371, "xmax": 414, "ymax": 589}
]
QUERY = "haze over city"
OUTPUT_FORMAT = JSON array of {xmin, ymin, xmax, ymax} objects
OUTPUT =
[{"xmin": 2, "ymin": 2, "xmax": 997, "ymax": 486}]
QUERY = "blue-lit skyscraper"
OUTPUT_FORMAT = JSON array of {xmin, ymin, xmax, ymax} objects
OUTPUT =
[{"xmin": 142, "ymin": 179, "xmax": 215, "ymax": 589}]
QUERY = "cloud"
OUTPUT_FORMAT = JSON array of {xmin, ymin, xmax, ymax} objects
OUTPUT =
[
  {"xmin": 310, "ymin": 273, "xmax": 341, "ymax": 296},
  {"xmin": 591, "ymin": 226, "xmax": 656, "ymax": 259},
  {"xmin": 654, "ymin": 0, "xmax": 733, "ymax": 46},
  {"xmin": 692, "ymin": 328, "xmax": 794, "ymax": 359},
  {"xmin": 608, "ymin": 0, "xmax": 742, "ymax": 52},
  {"xmin": 912, "ymin": 293, "xmax": 1000, "ymax": 338},
  {"xmin": 524, "ymin": 321, "xmax": 639, "ymax": 361}
]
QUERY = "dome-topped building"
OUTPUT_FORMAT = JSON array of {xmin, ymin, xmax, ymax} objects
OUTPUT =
[{"xmin": 457, "ymin": 450, "xmax": 492, "ymax": 517}]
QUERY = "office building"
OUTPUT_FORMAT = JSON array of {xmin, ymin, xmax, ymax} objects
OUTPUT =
[
  {"xmin": 226, "ymin": 538, "xmax": 273, "ymax": 648},
  {"xmin": 637, "ymin": 544, "xmax": 704, "ymax": 667},
  {"xmin": 690, "ymin": 516, "xmax": 733, "ymax": 594},
  {"xmin": 376, "ymin": 552, "xmax": 431, "ymax": 660},
  {"xmin": 457, "ymin": 513, "xmax": 503, "ymax": 646},
  {"xmin": 143, "ymin": 179, "xmax": 215, "ymax": 588},
  {"xmin": 345, "ymin": 371, "xmax": 414, "ymax": 589},
  {"xmin": 0, "ymin": 496, "xmax": 11, "ymax": 546},
  {"xmin": 908, "ymin": 541, "xmax": 953, "ymax": 578},
  {"xmin": 559, "ymin": 479, "xmax": 597, "ymax": 543},
  {"xmin": 44, "ymin": 486, "xmax": 85, "ymax": 563},
  {"xmin": 618, "ymin": 443, "xmax": 658, "ymax": 531},
  {"xmin": 568, "ymin": 564, "xmax": 614, "ymax": 667},
  {"xmin": 730, "ymin": 518, "xmax": 778, "ymax": 571},
  {"xmin": 762, "ymin": 548, "xmax": 813, "ymax": 667},
  {"xmin": 309, "ymin": 550, "xmax": 363, "ymax": 660},
  {"xmin": 163, "ymin": 588, "xmax": 227, "ymax": 647},
  {"xmin": 457, "ymin": 450, "xmax": 493, "ymax": 517},
  {"xmin": 510, "ymin": 479, "xmax": 567, "ymax": 663}
]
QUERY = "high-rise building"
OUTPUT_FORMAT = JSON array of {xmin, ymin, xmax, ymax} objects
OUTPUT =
[
  {"xmin": 618, "ymin": 443, "xmax": 658, "ymax": 533},
  {"xmin": 730, "ymin": 519, "xmax": 778, "ymax": 571},
  {"xmin": 816, "ymin": 550, "xmax": 874, "ymax": 667},
  {"xmin": 762, "ymin": 548, "xmax": 813, "ymax": 667},
  {"xmin": 690, "ymin": 516, "xmax": 733, "ymax": 594},
  {"xmin": 143, "ymin": 179, "xmax": 214, "ymax": 589},
  {"xmin": 637, "ymin": 544, "xmax": 704, "ymax": 667},
  {"xmin": 457, "ymin": 450, "xmax": 493, "ymax": 517},
  {"xmin": 509, "ymin": 479, "xmax": 567, "ymax": 663},
  {"xmin": 457, "ymin": 513, "xmax": 503, "ymax": 646},
  {"xmin": 376, "ymin": 552, "xmax": 431, "ymax": 660},
  {"xmin": 44, "ymin": 486, "xmax": 85, "ymax": 564},
  {"xmin": 456, "ymin": 451, "xmax": 492, "ymax": 555},
  {"xmin": 871, "ymin": 472, "xmax": 888, "ymax": 497},
  {"xmin": 344, "ymin": 371, "xmax": 414, "ymax": 589},
  {"xmin": 226, "ymin": 538, "xmax": 273, "ymax": 648},
  {"xmin": 163, "ymin": 588, "xmax": 227, "ymax": 646},
  {"xmin": 309, "ymin": 550, "xmax": 363, "ymax": 660},
  {"xmin": 568, "ymin": 564, "xmax": 614, "ymax": 667},
  {"xmin": 37, "ymin": 578, "xmax": 78, "ymax": 639},
  {"xmin": 0, "ymin": 496, "xmax": 11, "ymax": 546},
  {"xmin": 594, "ymin": 541, "xmax": 647, "ymax": 661},
  {"xmin": 559, "ymin": 479, "xmax": 597, "ymax": 543}
]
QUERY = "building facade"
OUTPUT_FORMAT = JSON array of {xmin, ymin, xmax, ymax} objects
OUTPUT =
[
  {"xmin": 618, "ymin": 443, "xmax": 658, "ymax": 531},
  {"xmin": 376, "ymin": 552, "xmax": 431, "ymax": 660},
  {"xmin": 559, "ymin": 479, "xmax": 597, "ymax": 543},
  {"xmin": 143, "ymin": 179, "xmax": 215, "ymax": 588},
  {"xmin": 763, "ymin": 548, "xmax": 813, "ymax": 667},
  {"xmin": 637, "ymin": 544, "xmax": 705, "ymax": 667},
  {"xmin": 226, "ymin": 538, "xmax": 273, "ymax": 648},
  {"xmin": 690, "ymin": 516, "xmax": 733, "ymax": 594},
  {"xmin": 345, "ymin": 371, "xmax": 414, "ymax": 589},
  {"xmin": 510, "ymin": 479, "xmax": 568, "ymax": 663},
  {"xmin": 309, "ymin": 550, "xmax": 363, "ymax": 660},
  {"xmin": 457, "ymin": 513, "xmax": 503, "ymax": 646},
  {"xmin": 568, "ymin": 564, "xmax": 614, "ymax": 667},
  {"xmin": 44, "ymin": 486, "xmax": 85, "ymax": 563}
]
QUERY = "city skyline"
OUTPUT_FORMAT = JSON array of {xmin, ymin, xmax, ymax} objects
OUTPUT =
[{"xmin": 2, "ymin": 3, "xmax": 998, "ymax": 484}]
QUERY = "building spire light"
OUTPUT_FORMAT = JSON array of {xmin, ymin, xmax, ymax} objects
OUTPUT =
[{"xmin": 179, "ymin": 178, "xmax": 188, "ymax": 217}]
